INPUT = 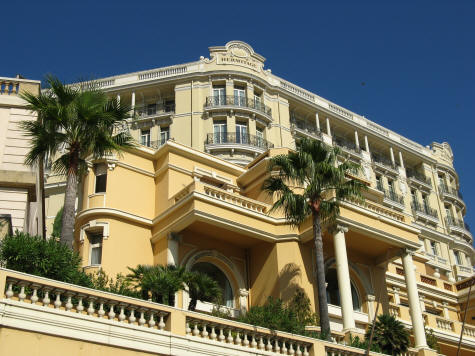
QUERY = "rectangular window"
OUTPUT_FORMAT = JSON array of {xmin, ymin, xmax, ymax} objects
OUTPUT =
[
  {"xmin": 256, "ymin": 127, "xmax": 264, "ymax": 147},
  {"xmin": 213, "ymin": 86, "xmax": 225, "ymax": 105},
  {"xmin": 376, "ymin": 175, "xmax": 383, "ymax": 191},
  {"xmin": 430, "ymin": 241, "xmax": 438, "ymax": 256},
  {"xmin": 147, "ymin": 103, "xmax": 157, "ymax": 116},
  {"xmin": 254, "ymin": 93, "xmax": 262, "ymax": 109},
  {"xmin": 445, "ymin": 205, "xmax": 453, "ymax": 224},
  {"xmin": 89, "ymin": 234, "xmax": 103, "ymax": 265},
  {"xmin": 236, "ymin": 122, "xmax": 248, "ymax": 144},
  {"xmin": 422, "ymin": 193, "xmax": 429, "ymax": 213},
  {"xmin": 141, "ymin": 129, "xmax": 151, "ymax": 147},
  {"xmin": 94, "ymin": 163, "xmax": 107, "ymax": 193},
  {"xmin": 160, "ymin": 126, "xmax": 170, "ymax": 145},
  {"xmin": 234, "ymin": 86, "xmax": 246, "ymax": 106},
  {"xmin": 213, "ymin": 121, "xmax": 227, "ymax": 143},
  {"xmin": 455, "ymin": 251, "xmax": 462, "ymax": 265}
]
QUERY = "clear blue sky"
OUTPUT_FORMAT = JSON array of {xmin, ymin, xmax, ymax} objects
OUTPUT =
[{"xmin": 3, "ymin": 1, "xmax": 474, "ymax": 237}]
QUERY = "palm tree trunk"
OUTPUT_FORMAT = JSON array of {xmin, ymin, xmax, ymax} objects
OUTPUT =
[
  {"xmin": 60, "ymin": 171, "xmax": 78, "ymax": 249},
  {"xmin": 312, "ymin": 211, "xmax": 331, "ymax": 340}
]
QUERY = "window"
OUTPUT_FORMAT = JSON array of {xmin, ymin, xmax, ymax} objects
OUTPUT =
[
  {"xmin": 325, "ymin": 268, "xmax": 361, "ymax": 311},
  {"xmin": 89, "ymin": 234, "xmax": 103, "ymax": 265},
  {"xmin": 388, "ymin": 179, "xmax": 395, "ymax": 194},
  {"xmin": 213, "ymin": 86, "xmax": 225, "ymax": 105},
  {"xmin": 234, "ymin": 86, "xmax": 246, "ymax": 106},
  {"xmin": 213, "ymin": 120, "xmax": 227, "ymax": 143},
  {"xmin": 455, "ymin": 251, "xmax": 463, "ymax": 265},
  {"xmin": 254, "ymin": 92, "xmax": 262, "ymax": 109},
  {"xmin": 160, "ymin": 126, "xmax": 170, "ymax": 145},
  {"xmin": 419, "ymin": 238, "xmax": 426, "ymax": 252},
  {"xmin": 236, "ymin": 122, "xmax": 248, "ymax": 144},
  {"xmin": 422, "ymin": 193, "xmax": 430, "ymax": 213},
  {"xmin": 147, "ymin": 103, "xmax": 157, "ymax": 116},
  {"xmin": 191, "ymin": 262, "xmax": 234, "ymax": 308},
  {"xmin": 256, "ymin": 127, "xmax": 264, "ymax": 147},
  {"xmin": 430, "ymin": 241, "xmax": 438, "ymax": 256},
  {"xmin": 376, "ymin": 175, "xmax": 383, "ymax": 191},
  {"xmin": 445, "ymin": 205, "xmax": 453, "ymax": 223},
  {"xmin": 94, "ymin": 163, "xmax": 107, "ymax": 193},
  {"xmin": 141, "ymin": 129, "xmax": 151, "ymax": 147}
]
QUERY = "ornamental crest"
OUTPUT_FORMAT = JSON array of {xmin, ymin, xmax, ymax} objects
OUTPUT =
[{"xmin": 209, "ymin": 41, "xmax": 265, "ymax": 73}]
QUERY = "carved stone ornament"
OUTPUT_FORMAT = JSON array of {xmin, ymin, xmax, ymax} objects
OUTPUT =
[{"xmin": 209, "ymin": 41, "xmax": 266, "ymax": 73}]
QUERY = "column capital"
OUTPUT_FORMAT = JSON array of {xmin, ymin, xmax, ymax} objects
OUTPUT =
[
  {"xmin": 331, "ymin": 224, "xmax": 348, "ymax": 235},
  {"xmin": 366, "ymin": 294, "xmax": 376, "ymax": 302},
  {"xmin": 392, "ymin": 286, "xmax": 400, "ymax": 293},
  {"xmin": 402, "ymin": 248, "xmax": 416, "ymax": 257}
]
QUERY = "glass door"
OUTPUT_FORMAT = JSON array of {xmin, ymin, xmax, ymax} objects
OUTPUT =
[
  {"xmin": 213, "ymin": 86, "xmax": 225, "ymax": 106},
  {"xmin": 256, "ymin": 127, "xmax": 264, "ymax": 148},
  {"xmin": 236, "ymin": 122, "xmax": 248, "ymax": 144},
  {"xmin": 234, "ymin": 87, "xmax": 246, "ymax": 107},
  {"xmin": 160, "ymin": 127, "xmax": 170, "ymax": 145},
  {"xmin": 141, "ymin": 129, "xmax": 151, "ymax": 147},
  {"xmin": 213, "ymin": 121, "xmax": 227, "ymax": 143}
]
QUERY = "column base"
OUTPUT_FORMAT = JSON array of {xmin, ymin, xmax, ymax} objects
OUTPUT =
[
  {"xmin": 342, "ymin": 328, "xmax": 363, "ymax": 343},
  {"xmin": 417, "ymin": 348, "xmax": 437, "ymax": 356}
]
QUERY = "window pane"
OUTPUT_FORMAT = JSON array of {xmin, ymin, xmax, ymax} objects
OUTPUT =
[
  {"xmin": 91, "ymin": 245, "xmax": 102, "ymax": 265},
  {"xmin": 95, "ymin": 174, "xmax": 107, "ymax": 193}
]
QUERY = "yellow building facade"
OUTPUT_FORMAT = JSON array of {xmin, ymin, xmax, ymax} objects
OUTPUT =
[{"xmin": 2, "ymin": 41, "xmax": 473, "ymax": 356}]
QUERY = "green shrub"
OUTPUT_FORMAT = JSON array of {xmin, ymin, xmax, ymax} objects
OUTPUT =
[
  {"xmin": 0, "ymin": 231, "xmax": 91, "ymax": 287},
  {"xmin": 90, "ymin": 269, "xmax": 139, "ymax": 298},
  {"xmin": 365, "ymin": 314, "xmax": 410, "ymax": 355},
  {"xmin": 426, "ymin": 328, "xmax": 440, "ymax": 352},
  {"xmin": 51, "ymin": 207, "xmax": 63, "ymax": 238},
  {"xmin": 349, "ymin": 334, "xmax": 383, "ymax": 353}
]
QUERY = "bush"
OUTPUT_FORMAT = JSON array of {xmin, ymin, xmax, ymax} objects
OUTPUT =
[
  {"xmin": 365, "ymin": 314, "xmax": 410, "ymax": 355},
  {"xmin": 90, "ymin": 269, "xmax": 139, "ymax": 298},
  {"xmin": 51, "ymin": 207, "xmax": 63, "ymax": 238},
  {"xmin": 426, "ymin": 328, "xmax": 440, "ymax": 352},
  {"xmin": 349, "ymin": 334, "xmax": 383, "ymax": 353},
  {"xmin": 0, "ymin": 231, "xmax": 91, "ymax": 287}
]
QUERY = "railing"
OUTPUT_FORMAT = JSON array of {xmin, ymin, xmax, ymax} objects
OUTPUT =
[
  {"xmin": 0, "ymin": 79, "xmax": 20, "ymax": 95},
  {"xmin": 464, "ymin": 324, "xmax": 475, "ymax": 338},
  {"xmin": 420, "ymin": 275, "xmax": 437, "ymax": 286},
  {"xmin": 444, "ymin": 283, "xmax": 453, "ymax": 291},
  {"xmin": 439, "ymin": 184, "xmax": 464, "ymax": 200},
  {"xmin": 372, "ymin": 153, "xmax": 397, "ymax": 170},
  {"xmin": 436, "ymin": 317, "xmax": 454, "ymax": 332},
  {"xmin": 139, "ymin": 137, "xmax": 171, "ymax": 149},
  {"xmin": 406, "ymin": 168, "xmax": 431, "ymax": 186},
  {"xmin": 389, "ymin": 304, "xmax": 401, "ymax": 318},
  {"xmin": 186, "ymin": 316, "xmax": 311, "ymax": 355},
  {"xmin": 411, "ymin": 201, "xmax": 438, "ymax": 219},
  {"xmin": 345, "ymin": 198, "xmax": 406, "ymax": 223},
  {"xmin": 205, "ymin": 132, "xmax": 274, "ymax": 150},
  {"xmin": 456, "ymin": 264, "xmax": 473, "ymax": 274},
  {"xmin": 382, "ymin": 189, "xmax": 404, "ymax": 205},
  {"xmin": 333, "ymin": 135, "xmax": 361, "ymax": 155},
  {"xmin": 205, "ymin": 96, "xmax": 272, "ymax": 117},
  {"xmin": 456, "ymin": 278, "xmax": 475, "ymax": 291},
  {"xmin": 134, "ymin": 102, "xmax": 175, "ymax": 119},
  {"xmin": 445, "ymin": 217, "xmax": 470, "ymax": 231},
  {"xmin": 290, "ymin": 115, "xmax": 322, "ymax": 137},
  {"xmin": 203, "ymin": 184, "xmax": 269, "ymax": 214},
  {"xmin": 426, "ymin": 253, "xmax": 447, "ymax": 266}
]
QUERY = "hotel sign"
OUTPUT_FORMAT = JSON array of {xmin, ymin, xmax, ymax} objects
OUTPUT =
[{"xmin": 215, "ymin": 42, "xmax": 264, "ymax": 72}]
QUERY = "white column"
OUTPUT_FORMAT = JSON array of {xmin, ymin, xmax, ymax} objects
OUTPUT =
[
  {"xmin": 354, "ymin": 131, "xmax": 360, "ymax": 150},
  {"xmin": 333, "ymin": 225, "xmax": 356, "ymax": 331},
  {"xmin": 117, "ymin": 94, "xmax": 120, "ymax": 104},
  {"xmin": 366, "ymin": 295, "xmax": 376, "ymax": 322},
  {"xmin": 442, "ymin": 302, "xmax": 450, "ymax": 319},
  {"xmin": 398, "ymin": 151, "xmax": 405, "ymax": 169},
  {"xmin": 389, "ymin": 147, "xmax": 395, "ymax": 166},
  {"xmin": 364, "ymin": 135, "xmax": 370, "ymax": 153},
  {"xmin": 402, "ymin": 250, "xmax": 427, "ymax": 349},
  {"xmin": 315, "ymin": 113, "xmax": 320, "ymax": 131},
  {"xmin": 131, "ymin": 91, "xmax": 136, "ymax": 110},
  {"xmin": 392, "ymin": 287, "xmax": 400, "ymax": 305},
  {"xmin": 167, "ymin": 232, "xmax": 180, "ymax": 266},
  {"xmin": 325, "ymin": 117, "xmax": 331, "ymax": 136}
]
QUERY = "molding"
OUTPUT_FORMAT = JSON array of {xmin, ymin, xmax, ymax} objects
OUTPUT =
[
  {"xmin": 76, "ymin": 208, "xmax": 152, "ymax": 227},
  {"xmin": 116, "ymin": 161, "xmax": 154, "ymax": 177}
]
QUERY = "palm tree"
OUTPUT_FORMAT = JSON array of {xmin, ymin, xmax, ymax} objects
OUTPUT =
[
  {"xmin": 365, "ymin": 314, "xmax": 410, "ymax": 355},
  {"xmin": 263, "ymin": 138, "xmax": 366, "ymax": 339},
  {"xmin": 186, "ymin": 271, "xmax": 222, "ymax": 311},
  {"xmin": 20, "ymin": 76, "xmax": 134, "ymax": 248}
]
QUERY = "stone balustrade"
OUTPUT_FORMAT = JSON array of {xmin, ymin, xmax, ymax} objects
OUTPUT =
[
  {"xmin": 436, "ymin": 317, "xmax": 454, "ymax": 332},
  {"xmin": 0, "ymin": 79, "xmax": 20, "ymax": 95},
  {"xmin": 203, "ymin": 184, "xmax": 269, "ymax": 214},
  {"xmin": 463, "ymin": 324, "xmax": 475, "ymax": 338}
]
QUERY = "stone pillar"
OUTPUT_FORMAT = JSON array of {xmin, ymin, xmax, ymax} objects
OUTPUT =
[
  {"xmin": 402, "ymin": 250, "xmax": 427, "ymax": 349},
  {"xmin": 131, "ymin": 91, "xmax": 136, "ymax": 110},
  {"xmin": 393, "ymin": 287, "xmax": 400, "ymax": 304},
  {"xmin": 354, "ymin": 131, "xmax": 360, "ymax": 150},
  {"xmin": 333, "ymin": 225, "xmax": 356, "ymax": 332},
  {"xmin": 167, "ymin": 232, "xmax": 180, "ymax": 266},
  {"xmin": 366, "ymin": 294, "xmax": 376, "ymax": 322},
  {"xmin": 390, "ymin": 147, "xmax": 395, "ymax": 166},
  {"xmin": 315, "ymin": 113, "xmax": 320, "ymax": 131},
  {"xmin": 399, "ymin": 151, "xmax": 405, "ymax": 169},
  {"xmin": 326, "ymin": 117, "xmax": 331, "ymax": 137},
  {"xmin": 117, "ymin": 94, "xmax": 120, "ymax": 104},
  {"xmin": 364, "ymin": 135, "xmax": 370, "ymax": 153}
]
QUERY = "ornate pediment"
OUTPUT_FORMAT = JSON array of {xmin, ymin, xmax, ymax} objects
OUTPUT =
[{"xmin": 208, "ymin": 41, "xmax": 265, "ymax": 73}]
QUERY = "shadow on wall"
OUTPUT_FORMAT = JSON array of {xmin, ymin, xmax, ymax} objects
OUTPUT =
[{"xmin": 275, "ymin": 263, "xmax": 303, "ymax": 303}]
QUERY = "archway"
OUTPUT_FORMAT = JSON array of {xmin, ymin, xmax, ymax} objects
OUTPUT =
[
  {"xmin": 191, "ymin": 262, "xmax": 234, "ymax": 307},
  {"xmin": 325, "ymin": 268, "xmax": 362, "ymax": 311}
]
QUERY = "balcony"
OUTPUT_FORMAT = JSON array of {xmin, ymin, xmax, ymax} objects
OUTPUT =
[
  {"xmin": 411, "ymin": 201, "xmax": 439, "ymax": 225},
  {"xmin": 332, "ymin": 135, "xmax": 361, "ymax": 157},
  {"xmin": 454, "ymin": 264, "xmax": 474, "ymax": 280},
  {"xmin": 371, "ymin": 153, "xmax": 398, "ymax": 175},
  {"xmin": 139, "ymin": 137, "xmax": 171, "ymax": 150},
  {"xmin": 204, "ymin": 96, "xmax": 272, "ymax": 122},
  {"xmin": 290, "ymin": 115, "xmax": 322, "ymax": 141},
  {"xmin": 439, "ymin": 184, "xmax": 465, "ymax": 209},
  {"xmin": 406, "ymin": 168, "xmax": 432, "ymax": 189},
  {"xmin": 133, "ymin": 102, "xmax": 175, "ymax": 121},
  {"xmin": 205, "ymin": 132, "xmax": 274, "ymax": 155},
  {"xmin": 445, "ymin": 217, "xmax": 472, "ymax": 242},
  {"xmin": 380, "ymin": 188, "xmax": 405, "ymax": 211}
]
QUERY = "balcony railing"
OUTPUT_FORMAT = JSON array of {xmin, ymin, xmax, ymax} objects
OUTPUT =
[
  {"xmin": 205, "ymin": 132, "xmax": 274, "ymax": 150},
  {"xmin": 134, "ymin": 102, "xmax": 175, "ymax": 119},
  {"xmin": 382, "ymin": 189, "xmax": 404, "ymax": 205},
  {"xmin": 290, "ymin": 116, "xmax": 322, "ymax": 138},
  {"xmin": 372, "ymin": 153, "xmax": 397, "ymax": 171},
  {"xmin": 205, "ymin": 96, "xmax": 272, "ymax": 116},
  {"xmin": 439, "ymin": 184, "xmax": 463, "ymax": 200},
  {"xmin": 411, "ymin": 201, "xmax": 438, "ymax": 218},
  {"xmin": 139, "ymin": 137, "xmax": 170, "ymax": 149},
  {"xmin": 445, "ymin": 217, "xmax": 470, "ymax": 231},
  {"xmin": 333, "ymin": 135, "xmax": 361, "ymax": 155},
  {"xmin": 406, "ymin": 168, "xmax": 431, "ymax": 186}
]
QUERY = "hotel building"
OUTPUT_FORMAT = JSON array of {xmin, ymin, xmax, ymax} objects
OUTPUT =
[{"xmin": 1, "ymin": 42, "xmax": 474, "ymax": 356}]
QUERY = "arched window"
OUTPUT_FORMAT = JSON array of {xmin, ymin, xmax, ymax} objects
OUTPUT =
[
  {"xmin": 326, "ymin": 268, "xmax": 361, "ymax": 311},
  {"xmin": 191, "ymin": 262, "xmax": 234, "ymax": 307}
]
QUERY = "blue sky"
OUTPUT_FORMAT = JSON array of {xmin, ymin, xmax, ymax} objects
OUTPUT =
[{"xmin": 3, "ymin": 1, "xmax": 474, "ymax": 236}]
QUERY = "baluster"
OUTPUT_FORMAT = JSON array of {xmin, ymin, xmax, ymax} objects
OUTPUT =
[
  {"xmin": 258, "ymin": 336, "xmax": 265, "ymax": 350},
  {"xmin": 218, "ymin": 327, "xmax": 225, "ymax": 342},
  {"xmin": 148, "ymin": 312, "xmax": 156, "ymax": 328},
  {"xmin": 118, "ymin": 303, "xmax": 126, "ymax": 321},
  {"xmin": 65, "ymin": 292, "xmax": 73, "ymax": 311},
  {"xmin": 273, "ymin": 339, "xmax": 281, "ymax": 353},
  {"xmin": 296, "ymin": 343, "xmax": 303, "ymax": 356},
  {"xmin": 289, "ymin": 342, "xmax": 295, "ymax": 355},
  {"xmin": 18, "ymin": 282, "xmax": 27, "ymax": 301},
  {"xmin": 281, "ymin": 341, "xmax": 288, "ymax": 355},
  {"xmin": 210, "ymin": 325, "xmax": 217, "ymax": 340},
  {"xmin": 108, "ymin": 303, "xmax": 116, "ymax": 319},
  {"xmin": 5, "ymin": 281, "xmax": 14, "ymax": 298},
  {"xmin": 250, "ymin": 334, "xmax": 257, "ymax": 348},
  {"xmin": 158, "ymin": 313, "xmax": 165, "ymax": 330},
  {"xmin": 234, "ymin": 330, "xmax": 241, "ymax": 345},
  {"xmin": 303, "ymin": 345, "xmax": 309, "ymax": 356},
  {"xmin": 185, "ymin": 322, "xmax": 191, "ymax": 335},
  {"xmin": 42, "ymin": 287, "xmax": 51, "ymax": 305},
  {"xmin": 3, "ymin": 82, "xmax": 10, "ymax": 94},
  {"xmin": 243, "ymin": 332, "xmax": 249, "ymax": 347},
  {"xmin": 31, "ymin": 284, "xmax": 40, "ymax": 304},
  {"xmin": 128, "ymin": 307, "xmax": 136, "ymax": 323},
  {"xmin": 192, "ymin": 322, "xmax": 200, "ymax": 336},
  {"xmin": 227, "ymin": 329, "xmax": 234, "ymax": 343},
  {"xmin": 54, "ymin": 290, "xmax": 63, "ymax": 309},
  {"xmin": 97, "ymin": 300, "xmax": 105, "ymax": 317},
  {"xmin": 76, "ymin": 295, "xmax": 85, "ymax": 312},
  {"xmin": 266, "ymin": 338, "xmax": 273, "ymax": 351},
  {"xmin": 138, "ymin": 309, "xmax": 146, "ymax": 326},
  {"xmin": 201, "ymin": 323, "xmax": 209, "ymax": 338},
  {"xmin": 87, "ymin": 297, "xmax": 96, "ymax": 315}
]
